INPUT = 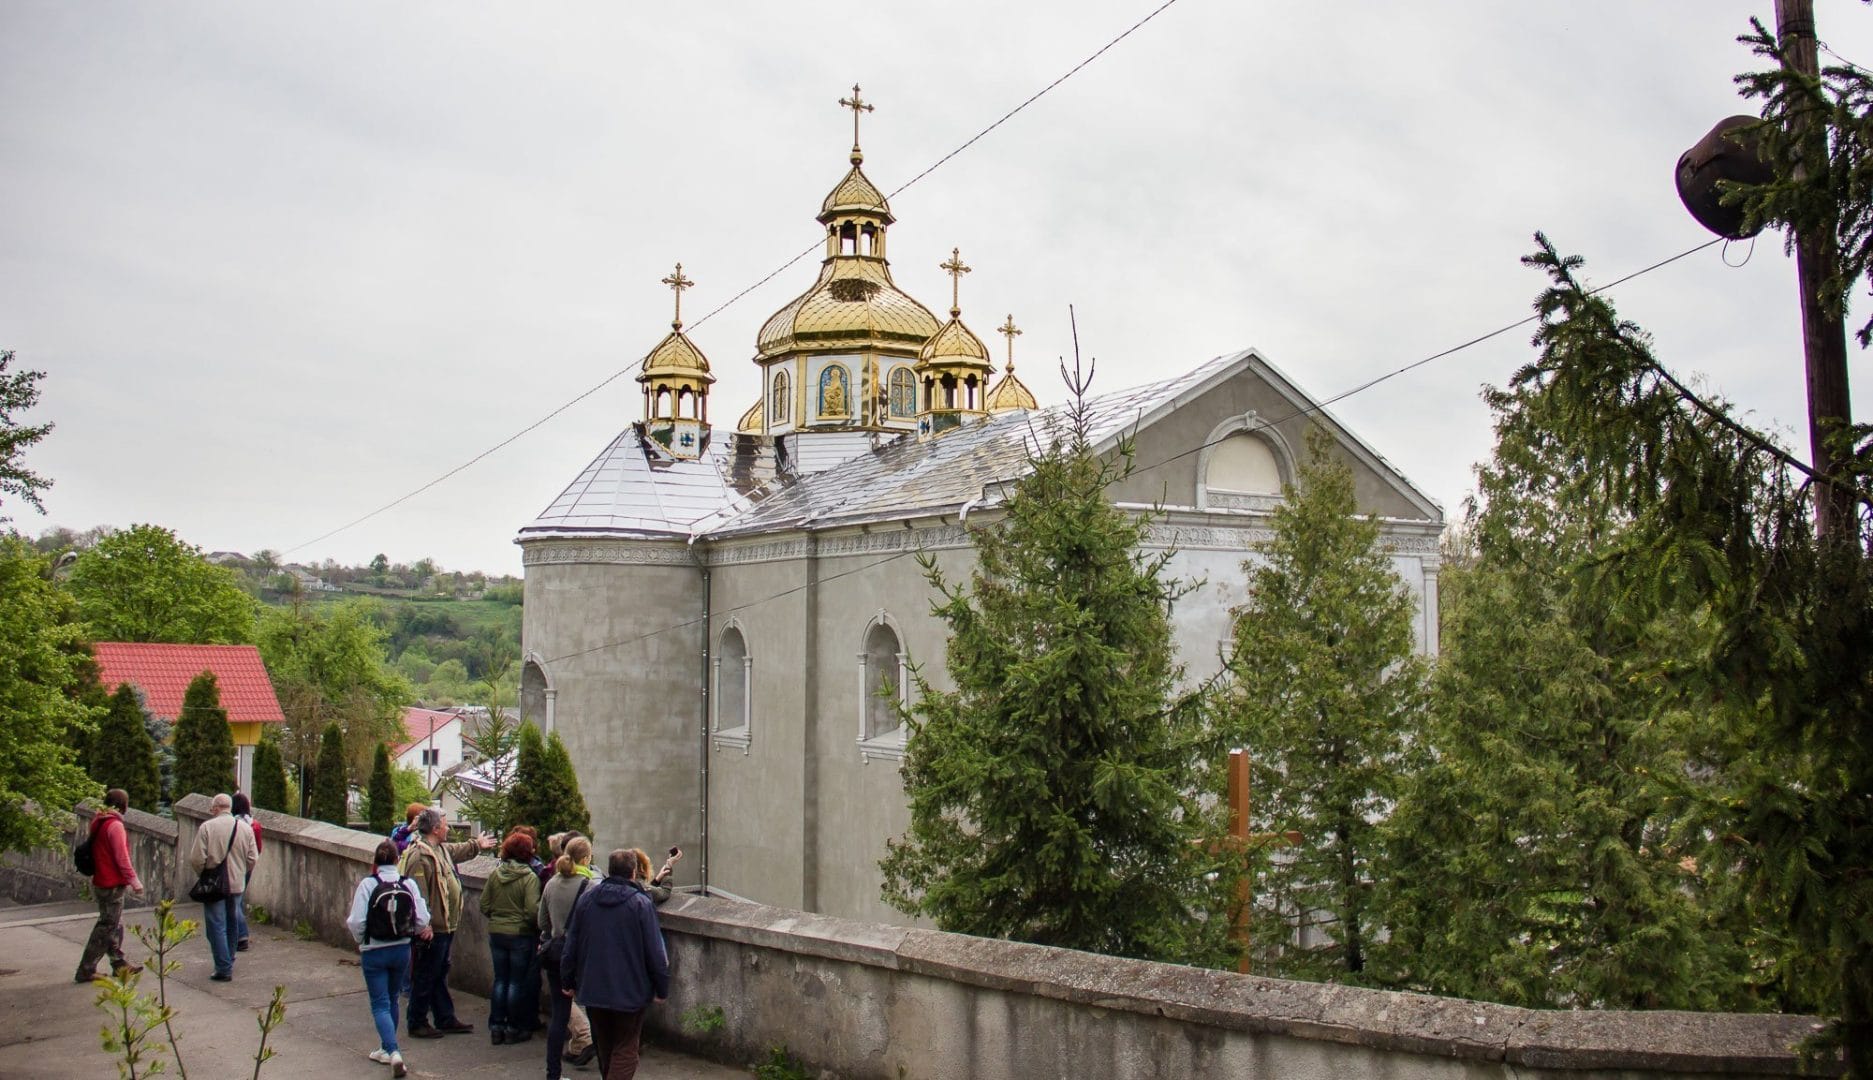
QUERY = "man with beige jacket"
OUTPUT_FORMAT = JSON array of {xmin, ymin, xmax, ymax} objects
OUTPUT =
[{"xmin": 189, "ymin": 793, "xmax": 259, "ymax": 981}]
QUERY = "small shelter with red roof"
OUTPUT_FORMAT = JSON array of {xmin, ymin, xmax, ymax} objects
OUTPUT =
[{"xmin": 92, "ymin": 642, "xmax": 286, "ymax": 794}]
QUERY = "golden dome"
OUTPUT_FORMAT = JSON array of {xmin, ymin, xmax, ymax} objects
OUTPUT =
[
  {"xmin": 918, "ymin": 317, "xmax": 991, "ymax": 365},
  {"xmin": 985, "ymin": 364, "xmax": 1038, "ymax": 411},
  {"xmin": 638, "ymin": 329, "xmax": 714, "ymax": 383},
  {"xmin": 820, "ymin": 165, "xmax": 893, "ymax": 223},
  {"xmin": 737, "ymin": 398, "xmax": 762, "ymax": 433},
  {"xmin": 756, "ymin": 257, "xmax": 941, "ymax": 360}
]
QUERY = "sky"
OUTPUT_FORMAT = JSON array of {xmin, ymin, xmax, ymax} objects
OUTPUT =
[{"xmin": 3, "ymin": 1, "xmax": 1870, "ymax": 575}]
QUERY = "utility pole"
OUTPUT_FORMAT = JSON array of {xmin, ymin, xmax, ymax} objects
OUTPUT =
[{"xmin": 1775, "ymin": 0, "xmax": 1856, "ymax": 541}]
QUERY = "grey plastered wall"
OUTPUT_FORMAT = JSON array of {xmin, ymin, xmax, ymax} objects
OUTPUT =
[
  {"xmin": 522, "ymin": 550, "xmax": 705, "ymax": 863},
  {"xmin": 650, "ymin": 894, "xmax": 1831, "ymax": 1080}
]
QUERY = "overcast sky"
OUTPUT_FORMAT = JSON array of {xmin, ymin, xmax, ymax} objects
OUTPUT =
[{"xmin": 4, "ymin": 1, "xmax": 1870, "ymax": 574}]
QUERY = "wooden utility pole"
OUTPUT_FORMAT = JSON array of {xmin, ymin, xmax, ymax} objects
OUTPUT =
[{"xmin": 1775, "ymin": 0, "xmax": 1856, "ymax": 541}]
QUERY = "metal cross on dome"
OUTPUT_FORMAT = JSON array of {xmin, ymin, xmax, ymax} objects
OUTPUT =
[
  {"xmin": 939, "ymin": 248, "xmax": 971, "ymax": 318},
  {"xmin": 996, "ymin": 314, "xmax": 1021, "ymax": 370},
  {"xmin": 661, "ymin": 263, "xmax": 694, "ymax": 330},
  {"xmin": 838, "ymin": 85, "xmax": 874, "ymax": 162}
]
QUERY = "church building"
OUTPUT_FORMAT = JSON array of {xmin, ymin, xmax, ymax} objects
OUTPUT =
[{"xmin": 516, "ymin": 90, "xmax": 1444, "ymax": 925}]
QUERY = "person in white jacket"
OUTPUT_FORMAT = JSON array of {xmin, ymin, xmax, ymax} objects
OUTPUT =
[{"xmin": 346, "ymin": 840, "xmax": 433, "ymax": 1078}]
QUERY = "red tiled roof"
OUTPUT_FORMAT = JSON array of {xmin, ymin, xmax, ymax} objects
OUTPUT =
[
  {"xmin": 395, "ymin": 707, "xmax": 460, "ymax": 758},
  {"xmin": 92, "ymin": 643, "xmax": 285, "ymax": 724}
]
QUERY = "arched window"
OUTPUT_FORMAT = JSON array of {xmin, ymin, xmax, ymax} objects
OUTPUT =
[
  {"xmin": 771, "ymin": 371, "xmax": 791, "ymax": 424},
  {"xmin": 888, "ymin": 367, "xmax": 916, "ymax": 418},
  {"xmin": 1206, "ymin": 433, "xmax": 1284, "ymax": 495},
  {"xmin": 712, "ymin": 625, "xmax": 751, "ymax": 751},
  {"xmin": 819, "ymin": 364, "xmax": 851, "ymax": 418},
  {"xmin": 519, "ymin": 659, "xmax": 553, "ymax": 733},
  {"xmin": 858, "ymin": 619, "xmax": 907, "ymax": 760}
]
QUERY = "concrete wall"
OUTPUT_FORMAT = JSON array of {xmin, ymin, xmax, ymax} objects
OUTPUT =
[
  {"xmin": 3, "ymin": 805, "xmax": 1830, "ymax": 1078},
  {"xmin": 0, "ymin": 804, "xmax": 179, "ymax": 905}
]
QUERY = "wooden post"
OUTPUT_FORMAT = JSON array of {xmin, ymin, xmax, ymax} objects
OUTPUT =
[
  {"xmin": 1775, "ymin": 0, "xmax": 1856, "ymax": 541},
  {"xmin": 1228, "ymin": 748, "xmax": 1252, "ymax": 974}
]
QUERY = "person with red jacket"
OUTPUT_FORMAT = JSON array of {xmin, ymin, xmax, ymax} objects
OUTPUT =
[{"xmin": 76, "ymin": 788, "xmax": 144, "ymax": 983}]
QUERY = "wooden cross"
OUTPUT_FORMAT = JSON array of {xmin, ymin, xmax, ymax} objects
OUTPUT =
[
  {"xmin": 838, "ymin": 84, "xmax": 874, "ymax": 161},
  {"xmin": 939, "ymin": 247, "xmax": 971, "ymax": 317},
  {"xmin": 661, "ymin": 263, "xmax": 694, "ymax": 329},
  {"xmin": 996, "ymin": 314, "xmax": 1022, "ymax": 371},
  {"xmin": 1214, "ymin": 748, "xmax": 1302, "ymax": 974}
]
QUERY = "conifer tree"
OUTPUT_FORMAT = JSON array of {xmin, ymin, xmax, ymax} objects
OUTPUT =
[
  {"xmin": 90, "ymin": 684, "xmax": 161, "ymax": 811},
  {"xmin": 509, "ymin": 720, "xmax": 549, "ymax": 832},
  {"xmin": 171, "ymin": 672, "xmax": 236, "ymax": 800},
  {"xmin": 250, "ymin": 738, "xmax": 287, "ymax": 814},
  {"xmin": 880, "ymin": 349, "xmax": 1231, "ymax": 966},
  {"xmin": 310, "ymin": 722, "xmax": 348, "ymax": 825},
  {"xmin": 1222, "ymin": 424, "xmax": 1426, "ymax": 982},
  {"xmin": 366, "ymin": 742, "xmax": 396, "ymax": 833},
  {"xmin": 543, "ymin": 731, "xmax": 590, "ymax": 838}
]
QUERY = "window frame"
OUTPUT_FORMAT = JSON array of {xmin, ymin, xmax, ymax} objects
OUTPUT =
[
  {"xmin": 711, "ymin": 621, "xmax": 753, "ymax": 753},
  {"xmin": 856, "ymin": 614, "xmax": 909, "ymax": 764}
]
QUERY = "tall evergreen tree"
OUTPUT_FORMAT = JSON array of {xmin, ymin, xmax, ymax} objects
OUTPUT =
[
  {"xmin": 509, "ymin": 721, "xmax": 550, "ymax": 833},
  {"xmin": 543, "ymin": 731, "xmax": 591, "ymax": 838},
  {"xmin": 310, "ymin": 722, "xmax": 348, "ymax": 825},
  {"xmin": 1222, "ymin": 424, "xmax": 1426, "ymax": 982},
  {"xmin": 879, "ymin": 353, "xmax": 1230, "ymax": 966},
  {"xmin": 365, "ymin": 742, "xmax": 396, "ymax": 832},
  {"xmin": 171, "ymin": 671, "xmax": 236, "ymax": 800},
  {"xmin": 250, "ymin": 738, "xmax": 287, "ymax": 813},
  {"xmin": 90, "ymin": 684, "xmax": 161, "ymax": 811}
]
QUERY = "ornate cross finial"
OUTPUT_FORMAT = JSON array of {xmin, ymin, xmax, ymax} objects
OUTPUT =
[
  {"xmin": 996, "ymin": 314, "xmax": 1022, "ymax": 371},
  {"xmin": 661, "ymin": 262, "xmax": 695, "ymax": 329},
  {"xmin": 838, "ymin": 84, "xmax": 874, "ymax": 165},
  {"xmin": 939, "ymin": 247, "xmax": 971, "ymax": 317}
]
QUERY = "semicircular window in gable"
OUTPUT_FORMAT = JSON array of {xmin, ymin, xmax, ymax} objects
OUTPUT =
[{"xmin": 1206, "ymin": 433, "xmax": 1283, "ymax": 495}]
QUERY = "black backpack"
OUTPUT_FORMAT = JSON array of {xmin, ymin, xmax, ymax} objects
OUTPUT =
[
  {"xmin": 72, "ymin": 832, "xmax": 96, "ymax": 877},
  {"xmin": 363, "ymin": 876, "xmax": 418, "ymax": 943}
]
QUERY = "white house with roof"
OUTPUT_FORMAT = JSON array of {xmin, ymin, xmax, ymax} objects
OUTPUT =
[
  {"xmin": 393, "ymin": 706, "xmax": 466, "ymax": 793},
  {"xmin": 515, "ymin": 98, "xmax": 1444, "ymax": 926}
]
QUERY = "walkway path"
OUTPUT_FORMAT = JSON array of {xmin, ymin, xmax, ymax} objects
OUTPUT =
[{"xmin": 0, "ymin": 899, "xmax": 749, "ymax": 1079}]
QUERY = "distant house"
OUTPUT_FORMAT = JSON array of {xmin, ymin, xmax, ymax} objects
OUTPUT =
[
  {"xmin": 92, "ymin": 642, "xmax": 286, "ymax": 793},
  {"xmin": 203, "ymin": 550, "xmax": 248, "ymax": 566},
  {"xmin": 285, "ymin": 567, "xmax": 342, "ymax": 593},
  {"xmin": 395, "ymin": 706, "xmax": 466, "ymax": 792},
  {"xmin": 433, "ymin": 749, "xmax": 514, "ymax": 834}
]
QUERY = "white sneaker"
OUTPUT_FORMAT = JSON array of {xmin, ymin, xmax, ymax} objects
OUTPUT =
[
  {"xmin": 368, "ymin": 1048, "xmax": 393, "ymax": 1064},
  {"xmin": 390, "ymin": 1051, "xmax": 407, "ymax": 1078}
]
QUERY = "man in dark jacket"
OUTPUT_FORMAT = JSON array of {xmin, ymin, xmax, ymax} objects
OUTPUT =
[
  {"xmin": 76, "ymin": 789, "xmax": 144, "ymax": 982},
  {"xmin": 561, "ymin": 849, "xmax": 669, "ymax": 1080}
]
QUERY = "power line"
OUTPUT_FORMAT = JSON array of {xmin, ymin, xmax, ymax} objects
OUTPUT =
[{"xmin": 284, "ymin": 0, "xmax": 1191, "ymax": 557}]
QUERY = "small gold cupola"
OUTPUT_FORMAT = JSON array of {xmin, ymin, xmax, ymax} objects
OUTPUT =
[
  {"xmin": 637, "ymin": 262, "xmax": 714, "ymax": 459},
  {"xmin": 985, "ymin": 314, "xmax": 1038, "ymax": 412},
  {"xmin": 915, "ymin": 248, "xmax": 995, "ymax": 440}
]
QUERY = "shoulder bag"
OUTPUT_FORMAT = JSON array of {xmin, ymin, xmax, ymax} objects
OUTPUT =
[
  {"xmin": 187, "ymin": 821, "xmax": 239, "ymax": 904},
  {"xmin": 536, "ymin": 877, "xmax": 589, "ymax": 974}
]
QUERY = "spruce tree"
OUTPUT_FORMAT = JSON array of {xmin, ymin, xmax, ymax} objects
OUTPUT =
[
  {"xmin": 879, "ymin": 352, "xmax": 1230, "ymax": 966},
  {"xmin": 171, "ymin": 672, "xmax": 237, "ymax": 800},
  {"xmin": 310, "ymin": 722, "xmax": 348, "ymax": 825},
  {"xmin": 250, "ymin": 738, "xmax": 287, "ymax": 813},
  {"xmin": 89, "ymin": 684, "xmax": 161, "ymax": 811},
  {"xmin": 509, "ymin": 720, "xmax": 549, "ymax": 832},
  {"xmin": 365, "ymin": 742, "xmax": 396, "ymax": 833},
  {"xmin": 544, "ymin": 731, "xmax": 591, "ymax": 838},
  {"xmin": 1222, "ymin": 424, "xmax": 1426, "ymax": 982}
]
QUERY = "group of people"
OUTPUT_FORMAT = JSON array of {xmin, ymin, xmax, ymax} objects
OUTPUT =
[
  {"xmin": 350, "ymin": 803, "xmax": 674, "ymax": 1080},
  {"xmin": 74, "ymin": 789, "xmax": 673, "ymax": 1080}
]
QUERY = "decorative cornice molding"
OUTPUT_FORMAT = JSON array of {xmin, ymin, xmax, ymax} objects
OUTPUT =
[
  {"xmin": 521, "ymin": 541, "xmax": 695, "ymax": 568},
  {"xmin": 1142, "ymin": 522, "xmax": 1443, "ymax": 557}
]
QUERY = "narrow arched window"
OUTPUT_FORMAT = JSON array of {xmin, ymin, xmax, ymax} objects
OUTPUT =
[
  {"xmin": 860, "ymin": 622, "xmax": 904, "ymax": 742},
  {"xmin": 713, "ymin": 626, "xmax": 751, "ymax": 749},
  {"xmin": 771, "ymin": 371, "xmax": 791, "ymax": 424}
]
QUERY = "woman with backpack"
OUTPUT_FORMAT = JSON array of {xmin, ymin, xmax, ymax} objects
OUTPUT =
[
  {"xmin": 539, "ymin": 836, "xmax": 599, "ymax": 1078},
  {"xmin": 347, "ymin": 840, "xmax": 432, "ymax": 1078},
  {"xmin": 479, "ymin": 831, "xmax": 542, "ymax": 1046}
]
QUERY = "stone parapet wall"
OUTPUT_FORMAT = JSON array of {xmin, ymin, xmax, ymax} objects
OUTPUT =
[
  {"xmin": 1, "ymin": 802, "xmax": 1830, "ymax": 1078},
  {"xmin": 0, "ymin": 804, "xmax": 178, "ymax": 906}
]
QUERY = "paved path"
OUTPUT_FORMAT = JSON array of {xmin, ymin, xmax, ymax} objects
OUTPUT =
[{"xmin": 0, "ymin": 899, "xmax": 750, "ymax": 1079}]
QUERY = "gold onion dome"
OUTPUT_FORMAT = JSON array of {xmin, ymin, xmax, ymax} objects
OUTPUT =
[
  {"xmin": 637, "ymin": 263, "xmax": 714, "ymax": 385},
  {"xmin": 820, "ymin": 166, "xmax": 892, "ymax": 221},
  {"xmin": 917, "ymin": 248, "xmax": 992, "ymax": 371},
  {"xmin": 986, "ymin": 313, "xmax": 1037, "ymax": 412}
]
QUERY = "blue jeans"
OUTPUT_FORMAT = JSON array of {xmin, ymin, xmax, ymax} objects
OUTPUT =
[
  {"xmin": 233, "ymin": 892, "xmax": 249, "ymax": 944},
  {"xmin": 407, "ymin": 931, "xmax": 456, "ymax": 1029},
  {"xmin": 361, "ymin": 943, "xmax": 410, "ymax": 1053},
  {"xmin": 488, "ymin": 932, "xmax": 534, "ymax": 1034},
  {"xmin": 545, "ymin": 965, "xmax": 571, "ymax": 1080},
  {"xmin": 201, "ymin": 896, "xmax": 238, "ymax": 976}
]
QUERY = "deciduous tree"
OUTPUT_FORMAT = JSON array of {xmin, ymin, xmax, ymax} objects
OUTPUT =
[
  {"xmin": 257, "ymin": 599, "xmax": 410, "ymax": 791},
  {"xmin": 66, "ymin": 524, "xmax": 255, "ymax": 644},
  {"xmin": 0, "ymin": 349, "xmax": 54, "ymax": 519},
  {"xmin": 0, "ymin": 536, "xmax": 100, "ymax": 850}
]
